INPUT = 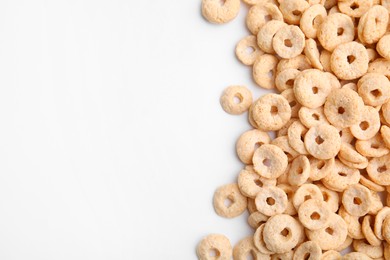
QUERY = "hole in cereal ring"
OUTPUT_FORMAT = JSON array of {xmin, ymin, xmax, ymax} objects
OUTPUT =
[
  {"xmin": 353, "ymin": 197, "xmax": 362, "ymax": 205},
  {"xmin": 284, "ymin": 39, "xmax": 293, "ymax": 47},
  {"xmin": 359, "ymin": 121, "xmax": 369, "ymax": 130},
  {"xmin": 378, "ymin": 165, "xmax": 387, "ymax": 173},
  {"xmin": 224, "ymin": 197, "xmax": 234, "ymax": 207},
  {"xmin": 304, "ymin": 253, "xmax": 311, "ymax": 260},
  {"xmin": 287, "ymin": 191, "xmax": 292, "ymax": 199},
  {"xmin": 337, "ymin": 27, "xmax": 344, "ymax": 36},
  {"xmin": 323, "ymin": 192, "xmax": 329, "ymax": 201},
  {"xmin": 286, "ymin": 79, "xmax": 294, "ymax": 87},
  {"xmin": 265, "ymin": 15, "xmax": 272, "ymax": 22},
  {"xmin": 338, "ymin": 172, "xmax": 347, "ymax": 177},
  {"xmin": 254, "ymin": 142, "xmax": 262, "ymax": 151},
  {"xmin": 317, "ymin": 160, "xmax": 325, "ymax": 169},
  {"xmin": 266, "ymin": 197, "xmax": 276, "ymax": 205},
  {"xmin": 268, "ymin": 70, "xmax": 274, "ymax": 78},
  {"xmin": 292, "ymin": 10, "xmax": 301, "ymax": 16},
  {"xmin": 289, "ymin": 100, "xmax": 297, "ymax": 107},
  {"xmin": 310, "ymin": 212, "xmax": 321, "ymax": 220},
  {"xmin": 254, "ymin": 179, "xmax": 263, "ymax": 187},
  {"xmin": 280, "ymin": 228, "xmax": 290, "ymax": 237},
  {"xmin": 371, "ymin": 89, "xmax": 382, "ymax": 97},
  {"xmin": 312, "ymin": 113, "xmax": 320, "ymax": 121},
  {"xmin": 304, "ymin": 195, "xmax": 312, "ymax": 201},
  {"xmin": 325, "ymin": 227, "xmax": 334, "ymax": 235},
  {"xmin": 350, "ymin": 2, "xmax": 359, "ymax": 10},
  {"xmin": 233, "ymin": 94, "xmax": 243, "ymax": 104},
  {"xmin": 297, "ymin": 167, "xmax": 303, "ymax": 174},
  {"xmin": 313, "ymin": 15, "xmax": 323, "ymax": 28},
  {"xmin": 338, "ymin": 107, "xmax": 345, "ymax": 114},
  {"xmin": 347, "ymin": 55, "xmax": 356, "ymax": 64},
  {"xmin": 315, "ymin": 136, "xmax": 324, "ymax": 145},
  {"xmin": 371, "ymin": 143, "xmax": 380, "ymax": 149},
  {"xmin": 209, "ymin": 248, "xmax": 220, "ymax": 257},
  {"xmin": 263, "ymin": 158, "xmax": 271, "ymax": 167},
  {"xmin": 245, "ymin": 46, "xmax": 255, "ymax": 54},
  {"xmin": 358, "ymin": 216, "xmax": 364, "ymax": 224},
  {"xmin": 270, "ymin": 106, "xmax": 278, "ymax": 115},
  {"xmin": 312, "ymin": 86, "xmax": 319, "ymax": 94}
]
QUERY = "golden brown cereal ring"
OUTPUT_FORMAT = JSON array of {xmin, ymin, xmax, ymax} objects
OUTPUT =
[
  {"xmin": 377, "ymin": 35, "xmax": 390, "ymax": 60},
  {"xmin": 288, "ymin": 155, "xmax": 310, "ymax": 186},
  {"xmin": 246, "ymin": 3, "xmax": 283, "ymax": 35},
  {"xmin": 322, "ymin": 159, "xmax": 360, "ymax": 192},
  {"xmin": 251, "ymin": 93, "xmax": 292, "ymax": 131},
  {"xmin": 362, "ymin": 215, "xmax": 382, "ymax": 247},
  {"xmin": 238, "ymin": 166, "xmax": 276, "ymax": 198},
  {"xmin": 338, "ymin": 143, "xmax": 367, "ymax": 164},
  {"xmin": 277, "ymin": 54, "xmax": 312, "ymax": 73},
  {"xmin": 293, "ymin": 183, "xmax": 323, "ymax": 210},
  {"xmin": 383, "ymin": 215, "xmax": 390, "ymax": 244},
  {"xmin": 321, "ymin": 250, "xmax": 341, "ymax": 260},
  {"xmin": 255, "ymin": 186, "xmax": 288, "ymax": 216},
  {"xmin": 358, "ymin": 5, "xmax": 389, "ymax": 44},
  {"xmin": 338, "ymin": 206, "xmax": 365, "ymax": 239},
  {"xmin": 304, "ymin": 124, "xmax": 341, "ymax": 160},
  {"xmin": 281, "ymin": 89, "xmax": 301, "ymax": 118},
  {"xmin": 342, "ymin": 252, "xmax": 372, "ymax": 260},
  {"xmin": 374, "ymin": 207, "xmax": 390, "ymax": 240},
  {"xmin": 288, "ymin": 121, "xmax": 309, "ymax": 155},
  {"xmin": 233, "ymin": 236, "xmax": 271, "ymax": 260},
  {"xmin": 253, "ymin": 144, "xmax": 289, "ymax": 179},
  {"xmin": 318, "ymin": 13, "xmax": 355, "ymax": 52},
  {"xmin": 253, "ymin": 224, "xmax": 274, "ymax": 255},
  {"xmin": 299, "ymin": 107, "xmax": 330, "ymax": 128},
  {"xmin": 263, "ymin": 214, "xmax": 304, "ymax": 254},
  {"xmin": 350, "ymin": 106, "xmax": 381, "ymax": 141},
  {"xmin": 273, "ymin": 25, "xmax": 305, "ymax": 59},
  {"xmin": 293, "ymin": 241, "xmax": 322, "ymax": 260},
  {"xmin": 294, "ymin": 69, "xmax": 331, "ymax": 109},
  {"xmin": 271, "ymin": 136, "xmax": 300, "ymax": 162},
  {"xmin": 300, "ymin": 4, "xmax": 327, "ymax": 39},
  {"xmin": 318, "ymin": 184, "xmax": 339, "ymax": 213},
  {"xmin": 358, "ymin": 73, "xmax": 390, "ymax": 107},
  {"xmin": 278, "ymin": 183, "xmax": 298, "ymax": 216},
  {"xmin": 197, "ymin": 234, "xmax": 232, "ymax": 260},
  {"xmin": 275, "ymin": 69, "xmax": 301, "ymax": 92},
  {"xmin": 320, "ymin": 50, "xmax": 332, "ymax": 72},
  {"xmin": 330, "ymin": 41, "xmax": 368, "ymax": 80},
  {"xmin": 324, "ymin": 88, "xmax": 364, "ymax": 129},
  {"xmin": 367, "ymin": 154, "xmax": 390, "ymax": 186},
  {"xmin": 257, "ymin": 20, "xmax": 288, "ymax": 54},
  {"xmin": 304, "ymin": 38, "xmax": 323, "ymax": 70},
  {"xmin": 236, "ymin": 129, "xmax": 271, "ymax": 165},
  {"xmin": 253, "ymin": 54, "xmax": 278, "ymax": 89},
  {"xmin": 298, "ymin": 199, "xmax": 332, "ymax": 230},
  {"xmin": 306, "ymin": 213, "xmax": 348, "ymax": 250},
  {"xmin": 213, "ymin": 183, "xmax": 247, "ymax": 218},
  {"xmin": 342, "ymin": 184, "xmax": 372, "ymax": 217},
  {"xmin": 338, "ymin": 0, "xmax": 372, "ymax": 18},
  {"xmin": 368, "ymin": 58, "xmax": 390, "ymax": 79},
  {"xmin": 220, "ymin": 86, "xmax": 253, "ymax": 115},
  {"xmin": 353, "ymin": 239, "xmax": 384, "ymax": 259},
  {"xmin": 235, "ymin": 35, "xmax": 264, "ymax": 66},
  {"xmin": 279, "ymin": 0, "xmax": 310, "ymax": 25},
  {"xmin": 356, "ymin": 134, "xmax": 390, "ymax": 158},
  {"xmin": 201, "ymin": 0, "xmax": 240, "ymax": 24},
  {"xmin": 248, "ymin": 211, "xmax": 269, "ymax": 229}
]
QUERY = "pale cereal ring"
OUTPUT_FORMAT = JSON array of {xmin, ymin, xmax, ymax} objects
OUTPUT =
[
  {"xmin": 288, "ymin": 155, "xmax": 310, "ymax": 186},
  {"xmin": 213, "ymin": 183, "xmax": 247, "ymax": 218},
  {"xmin": 277, "ymin": 54, "xmax": 312, "ymax": 73},
  {"xmin": 253, "ymin": 224, "xmax": 274, "ymax": 255},
  {"xmin": 293, "ymin": 69, "xmax": 331, "ymax": 109},
  {"xmin": 374, "ymin": 207, "xmax": 390, "ymax": 240},
  {"xmin": 235, "ymin": 35, "xmax": 264, "ymax": 66},
  {"xmin": 358, "ymin": 5, "xmax": 389, "ymax": 44},
  {"xmin": 247, "ymin": 198, "xmax": 257, "ymax": 214},
  {"xmin": 293, "ymin": 241, "xmax": 322, "ymax": 260},
  {"xmin": 382, "ymin": 102, "xmax": 390, "ymax": 125},
  {"xmin": 338, "ymin": 143, "xmax": 367, "ymax": 164},
  {"xmin": 220, "ymin": 86, "xmax": 253, "ymax": 115},
  {"xmin": 300, "ymin": 4, "xmax": 327, "ymax": 39},
  {"xmin": 350, "ymin": 106, "xmax": 380, "ymax": 141},
  {"xmin": 277, "ymin": 184, "xmax": 298, "ymax": 216},
  {"xmin": 342, "ymin": 252, "xmax": 372, "ymax": 260},
  {"xmin": 248, "ymin": 104, "xmax": 259, "ymax": 129},
  {"xmin": 288, "ymin": 121, "xmax": 309, "ymax": 155},
  {"xmin": 299, "ymin": 106, "xmax": 330, "ymax": 128},
  {"xmin": 304, "ymin": 38, "xmax": 323, "ymax": 70},
  {"xmin": 253, "ymin": 144, "xmax": 288, "ymax": 179},
  {"xmin": 367, "ymin": 48, "xmax": 378, "ymax": 63},
  {"xmin": 338, "ymin": 0, "xmax": 372, "ymax": 18},
  {"xmin": 342, "ymin": 184, "xmax": 372, "ymax": 217},
  {"xmin": 369, "ymin": 190, "xmax": 383, "ymax": 215},
  {"xmin": 377, "ymin": 34, "xmax": 390, "ymax": 60},
  {"xmin": 322, "ymin": 159, "xmax": 360, "ymax": 192},
  {"xmin": 201, "ymin": 0, "xmax": 240, "ymax": 24},
  {"xmin": 271, "ymin": 251, "xmax": 294, "ymax": 260},
  {"xmin": 238, "ymin": 166, "xmax": 276, "ymax": 198},
  {"xmin": 273, "ymin": 25, "xmax": 305, "ymax": 59},
  {"xmin": 318, "ymin": 184, "xmax": 339, "ymax": 213},
  {"xmin": 306, "ymin": 213, "xmax": 348, "ymax": 250},
  {"xmin": 251, "ymin": 93, "xmax": 292, "ymax": 131},
  {"xmin": 320, "ymin": 50, "xmax": 332, "ymax": 72},
  {"xmin": 246, "ymin": 3, "xmax": 283, "ymax": 35},
  {"xmin": 263, "ymin": 214, "xmax": 304, "ymax": 254},
  {"xmin": 338, "ymin": 206, "xmax": 365, "ymax": 239},
  {"xmin": 325, "ymin": 72, "xmax": 342, "ymax": 89},
  {"xmin": 197, "ymin": 234, "xmax": 232, "ymax": 260},
  {"xmin": 353, "ymin": 239, "xmax": 383, "ymax": 259},
  {"xmin": 292, "ymin": 183, "xmax": 323, "ymax": 210},
  {"xmin": 359, "ymin": 172, "xmax": 385, "ymax": 192},
  {"xmin": 355, "ymin": 134, "xmax": 390, "ymax": 158},
  {"xmin": 253, "ymin": 54, "xmax": 278, "ymax": 89},
  {"xmin": 338, "ymin": 156, "xmax": 368, "ymax": 170},
  {"xmin": 242, "ymin": 0, "xmax": 278, "ymax": 6},
  {"xmin": 309, "ymin": 157, "xmax": 335, "ymax": 181},
  {"xmin": 255, "ymin": 186, "xmax": 288, "ymax": 217},
  {"xmin": 381, "ymin": 125, "xmax": 390, "ymax": 149},
  {"xmin": 362, "ymin": 215, "xmax": 382, "ymax": 247},
  {"xmin": 304, "ymin": 124, "xmax": 341, "ymax": 160},
  {"xmin": 279, "ymin": 0, "xmax": 310, "ymax": 25},
  {"xmin": 367, "ymin": 154, "xmax": 390, "ymax": 186},
  {"xmin": 368, "ymin": 58, "xmax": 390, "ymax": 79},
  {"xmin": 271, "ymin": 136, "xmax": 300, "ymax": 162},
  {"xmin": 383, "ymin": 215, "xmax": 390, "ymax": 244},
  {"xmin": 278, "ymin": 118, "xmax": 298, "ymax": 137},
  {"xmin": 233, "ymin": 236, "xmax": 271, "ymax": 260},
  {"xmin": 275, "ymin": 69, "xmax": 301, "ymax": 93},
  {"xmin": 236, "ymin": 129, "xmax": 271, "ymax": 164},
  {"xmin": 298, "ymin": 199, "xmax": 332, "ymax": 230},
  {"xmin": 342, "ymin": 82, "xmax": 357, "ymax": 92},
  {"xmin": 257, "ymin": 20, "xmax": 288, "ymax": 54},
  {"xmin": 318, "ymin": 13, "xmax": 355, "ymax": 52},
  {"xmin": 248, "ymin": 211, "xmax": 269, "ymax": 229},
  {"xmin": 324, "ymin": 88, "xmax": 364, "ymax": 129},
  {"xmin": 281, "ymin": 89, "xmax": 301, "ymax": 118},
  {"xmin": 321, "ymin": 250, "xmax": 341, "ymax": 260},
  {"xmin": 358, "ymin": 73, "xmax": 390, "ymax": 107},
  {"xmin": 330, "ymin": 41, "xmax": 368, "ymax": 80}
]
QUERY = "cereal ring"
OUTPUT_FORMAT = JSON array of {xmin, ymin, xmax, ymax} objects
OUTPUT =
[
  {"xmin": 374, "ymin": 207, "xmax": 390, "ymax": 240},
  {"xmin": 338, "ymin": 0, "xmax": 372, "ymax": 18},
  {"xmin": 369, "ymin": 190, "xmax": 383, "ymax": 215},
  {"xmin": 277, "ymin": 54, "xmax": 312, "ymax": 73},
  {"xmin": 300, "ymin": 4, "xmax": 327, "ymax": 39},
  {"xmin": 358, "ymin": 73, "xmax": 390, "ymax": 107},
  {"xmin": 368, "ymin": 58, "xmax": 390, "ymax": 79},
  {"xmin": 338, "ymin": 156, "xmax": 368, "ymax": 170},
  {"xmin": 304, "ymin": 124, "xmax": 341, "ymax": 160},
  {"xmin": 342, "ymin": 82, "xmax": 357, "ymax": 92},
  {"xmin": 299, "ymin": 107, "xmax": 330, "ymax": 128},
  {"xmin": 271, "ymin": 136, "xmax": 300, "ymax": 162},
  {"xmin": 342, "ymin": 252, "xmax": 372, "ymax": 260},
  {"xmin": 257, "ymin": 20, "xmax": 288, "ymax": 54},
  {"xmin": 377, "ymin": 34, "xmax": 390, "ymax": 60},
  {"xmin": 362, "ymin": 215, "xmax": 382, "ymax": 247},
  {"xmin": 383, "ymin": 215, "xmax": 390, "ymax": 244},
  {"xmin": 251, "ymin": 93, "xmax": 292, "ymax": 131},
  {"xmin": 306, "ymin": 213, "xmax": 348, "ymax": 250},
  {"xmin": 201, "ymin": 0, "xmax": 240, "ymax": 24},
  {"xmin": 359, "ymin": 172, "xmax": 385, "ymax": 192},
  {"xmin": 339, "ymin": 127, "xmax": 355, "ymax": 144},
  {"xmin": 326, "ymin": 72, "xmax": 342, "ymax": 90},
  {"xmin": 277, "ymin": 184, "xmax": 298, "ymax": 216},
  {"xmin": 272, "ymin": 251, "xmax": 294, "ymax": 260},
  {"xmin": 242, "ymin": 0, "xmax": 278, "ymax": 5},
  {"xmin": 288, "ymin": 155, "xmax": 310, "ymax": 186},
  {"xmin": 246, "ymin": 3, "xmax": 283, "ymax": 35},
  {"xmin": 273, "ymin": 25, "xmax": 305, "ymax": 59},
  {"xmin": 213, "ymin": 183, "xmax": 247, "ymax": 218},
  {"xmin": 255, "ymin": 186, "xmax": 288, "ymax": 216},
  {"xmin": 381, "ymin": 125, "xmax": 390, "ymax": 148},
  {"xmin": 350, "ymin": 106, "xmax": 380, "ymax": 141},
  {"xmin": 197, "ymin": 234, "xmax": 232, "ymax": 260},
  {"xmin": 248, "ymin": 104, "xmax": 259, "ymax": 129},
  {"xmin": 293, "ymin": 69, "xmax": 331, "ymax": 109},
  {"xmin": 263, "ymin": 214, "xmax": 304, "ymax": 254},
  {"xmin": 318, "ymin": 13, "xmax": 355, "ymax": 52},
  {"xmin": 304, "ymin": 38, "xmax": 323, "ymax": 70},
  {"xmin": 318, "ymin": 184, "xmax": 339, "ymax": 213},
  {"xmin": 253, "ymin": 54, "xmax": 278, "ymax": 89},
  {"xmin": 338, "ymin": 143, "xmax": 367, "ymax": 164},
  {"xmin": 338, "ymin": 206, "xmax": 365, "ymax": 239},
  {"xmin": 293, "ymin": 183, "xmax": 323, "ymax": 210},
  {"xmin": 298, "ymin": 199, "xmax": 332, "ymax": 230},
  {"xmin": 322, "ymin": 159, "xmax": 360, "ymax": 192},
  {"xmin": 342, "ymin": 184, "xmax": 372, "ymax": 217},
  {"xmin": 238, "ymin": 166, "xmax": 276, "ymax": 198},
  {"xmin": 288, "ymin": 121, "xmax": 309, "ymax": 155},
  {"xmin": 253, "ymin": 144, "xmax": 288, "ymax": 179},
  {"xmin": 320, "ymin": 50, "xmax": 332, "ymax": 72},
  {"xmin": 367, "ymin": 154, "xmax": 390, "ymax": 186},
  {"xmin": 236, "ymin": 129, "xmax": 271, "ymax": 164},
  {"xmin": 382, "ymin": 102, "xmax": 390, "ymax": 125},
  {"xmin": 356, "ymin": 134, "xmax": 390, "ymax": 158},
  {"xmin": 248, "ymin": 211, "xmax": 269, "ymax": 229},
  {"xmin": 233, "ymin": 237, "xmax": 271, "ymax": 260},
  {"xmin": 253, "ymin": 224, "xmax": 274, "ymax": 255},
  {"xmin": 279, "ymin": 0, "xmax": 310, "ymax": 25},
  {"xmin": 275, "ymin": 69, "xmax": 301, "ymax": 92},
  {"xmin": 330, "ymin": 41, "xmax": 368, "ymax": 80},
  {"xmin": 281, "ymin": 89, "xmax": 301, "ymax": 118},
  {"xmin": 353, "ymin": 239, "xmax": 384, "ymax": 259},
  {"xmin": 235, "ymin": 35, "xmax": 264, "ymax": 66},
  {"xmin": 324, "ymin": 88, "xmax": 364, "ymax": 129},
  {"xmin": 367, "ymin": 48, "xmax": 378, "ymax": 63},
  {"xmin": 324, "ymin": 0, "xmax": 337, "ymax": 9},
  {"xmin": 293, "ymin": 241, "xmax": 322, "ymax": 260},
  {"xmin": 358, "ymin": 5, "xmax": 389, "ymax": 44},
  {"xmin": 220, "ymin": 86, "xmax": 253, "ymax": 115},
  {"xmin": 321, "ymin": 250, "xmax": 341, "ymax": 260},
  {"xmin": 247, "ymin": 198, "xmax": 257, "ymax": 214},
  {"xmin": 277, "ymin": 118, "xmax": 298, "ymax": 137}
]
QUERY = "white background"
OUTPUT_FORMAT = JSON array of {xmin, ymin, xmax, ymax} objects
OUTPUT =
[{"xmin": 0, "ymin": 1, "xmax": 268, "ymax": 259}]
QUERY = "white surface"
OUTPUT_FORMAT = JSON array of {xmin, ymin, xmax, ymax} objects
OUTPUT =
[{"xmin": 0, "ymin": 1, "xmax": 268, "ymax": 259}]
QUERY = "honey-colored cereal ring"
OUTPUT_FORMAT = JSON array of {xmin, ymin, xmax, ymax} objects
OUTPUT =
[
  {"xmin": 220, "ymin": 86, "xmax": 253, "ymax": 115},
  {"xmin": 277, "ymin": 54, "xmax": 312, "ymax": 73},
  {"xmin": 355, "ymin": 134, "xmax": 390, "ymax": 158},
  {"xmin": 325, "ymin": 72, "xmax": 342, "ymax": 90},
  {"xmin": 235, "ymin": 35, "xmax": 264, "ymax": 66},
  {"xmin": 213, "ymin": 183, "xmax": 248, "ymax": 218},
  {"xmin": 350, "ymin": 106, "xmax": 380, "ymax": 141},
  {"xmin": 242, "ymin": 0, "xmax": 277, "ymax": 5},
  {"xmin": 275, "ymin": 69, "xmax": 301, "ymax": 93},
  {"xmin": 304, "ymin": 38, "xmax": 323, "ymax": 70},
  {"xmin": 353, "ymin": 239, "xmax": 384, "ymax": 259},
  {"xmin": 304, "ymin": 124, "xmax": 341, "ymax": 160},
  {"xmin": 338, "ymin": 0, "xmax": 372, "ymax": 18},
  {"xmin": 299, "ymin": 106, "xmax": 330, "ymax": 128},
  {"xmin": 279, "ymin": 0, "xmax": 310, "ymax": 25},
  {"xmin": 383, "ymin": 215, "xmax": 390, "ymax": 244},
  {"xmin": 342, "ymin": 184, "xmax": 372, "ymax": 217},
  {"xmin": 362, "ymin": 215, "xmax": 382, "ymax": 247},
  {"xmin": 300, "ymin": 4, "xmax": 327, "ymax": 39},
  {"xmin": 197, "ymin": 234, "xmax": 232, "ymax": 260},
  {"xmin": 281, "ymin": 89, "xmax": 301, "ymax": 118},
  {"xmin": 253, "ymin": 224, "xmax": 274, "ymax": 255},
  {"xmin": 318, "ymin": 184, "xmax": 339, "ymax": 213},
  {"xmin": 357, "ymin": 73, "xmax": 390, "ymax": 107},
  {"xmin": 255, "ymin": 186, "xmax": 288, "ymax": 216},
  {"xmin": 271, "ymin": 251, "xmax": 294, "ymax": 260},
  {"xmin": 298, "ymin": 199, "xmax": 332, "ymax": 230},
  {"xmin": 253, "ymin": 144, "xmax": 289, "ymax": 179},
  {"xmin": 374, "ymin": 206, "xmax": 390, "ymax": 240},
  {"xmin": 253, "ymin": 54, "xmax": 279, "ymax": 89},
  {"xmin": 367, "ymin": 48, "xmax": 378, "ymax": 63},
  {"xmin": 292, "ymin": 183, "xmax": 323, "ymax": 210},
  {"xmin": 322, "ymin": 159, "xmax": 360, "ymax": 192},
  {"xmin": 358, "ymin": 5, "xmax": 389, "ymax": 45},
  {"xmin": 257, "ymin": 20, "xmax": 288, "ymax": 54},
  {"xmin": 248, "ymin": 211, "xmax": 269, "ymax": 229},
  {"xmin": 293, "ymin": 241, "xmax": 322, "ymax": 260},
  {"xmin": 247, "ymin": 198, "xmax": 257, "ymax": 214},
  {"xmin": 367, "ymin": 154, "xmax": 390, "ymax": 186},
  {"xmin": 288, "ymin": 121, "xmax": 309, "ymax": 155},
  {"xmin": 336, "ymin": 236, "xmax": 354, "ymax": 252},
  {"xmin": 236, "ymin": 129, "xmax": 271, "ymax": 165},
  {"xmin": 233, "ymin": 237, "xmax": 271, "ymax": 260},
  {"xmin": 309, "ymin": 157, "xmax": 335, "ymax": 181},
  {"xmin": 238, "ymin": 166, "xmax": 276, "ymax": 198},
  {"xmin": 246, "ymin": 3, "xmax": 283, "ymax": 35},
  {"xmin": 273, "ymin": 25, "xmax": 306, "ymax": 59},
  {"xmin": 202, "ymin": 0, "xmax": 240, "ymax": 24},
  {"xmin": 277, "ymin": 118, "xmax": 298, "ymax": 137},
  {"xmin": 288, "ymin": 155, "xmax": 310, "ymax": 186}
]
